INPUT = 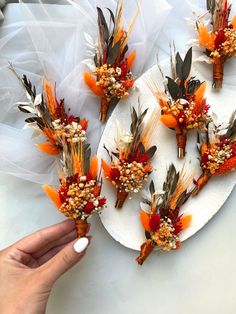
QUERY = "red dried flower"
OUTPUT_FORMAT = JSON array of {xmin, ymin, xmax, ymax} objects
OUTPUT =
[
  {"xmin": 214, "ymin": 29, "xmax": 226, "ymax": 49},
  {"xmin": 99, "ymin": 197, "xmax": 106, "ymax": 206},
  {"xmin": 86, "ymin": 173, "xmax": 93, "ymax": 181},
  {"xmin": 137, "ymin": 154, "xmax": 149, "ymax": 163},
  {"xmin": 120, "ymin": 60, "xmax": 128, "ymax": 79},
  {"xmin": 58, "ymin": 187, "xmax": 68, "ymax": 203},
  {"xmin": 68, "ymin": 115, "xmax": 76, "ymax": 123},
  {"xmin": 173, "ymin": 220, "xmax": 183, "ymax": 235},
  {"xmin": 110, "ymin": 168, "xmax": 120, "ymax": 181},
  {"xmin": 201, "ymin": 152, "xmax": 209, "ymax": 166},
  {"xmin": 149, "ymin": 213, "xmax": 161, "ymax": 232},
  {"xmin": 84, "ymin": 202, "xmax": 94, "ymax": 214},
  {"xmin": 177, "ymin": 111, "xmax": 187, "ymax": 127}
]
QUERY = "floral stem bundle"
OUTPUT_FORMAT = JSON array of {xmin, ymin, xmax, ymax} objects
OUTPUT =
[
  {"xmin": 196, "ymin": 0, "xmax": 236, "ymax": 89},
  {"xmin": 192, "ymin": 112, "xmax": 236, "ymax": 195},
  {"xmin": 147, "ymin": 47, "xmax": 211, "ymax": 159},
  {"xmin": 136, "ymin": 164, "xmax": 192, "ymax": 265},
  {"xmin": 10, "ymin": 65, "xmax": 88, "ymax": 156},
  {"xmin": 12, "ymin": 68, "xmax": 106, "ymax": 238},
  {"xmin": 102, "ymin": 107, "xmax": 157, "ymax": 209},
  {"xmin": 43, "ymin": 143, "xmax": 106, "ymax": 238},
  {"xmin": 83, "ymin": 0, "xmax": 137, "ymax": 122}
]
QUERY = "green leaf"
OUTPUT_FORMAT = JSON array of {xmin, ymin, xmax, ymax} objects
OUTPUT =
[
  {"xmin": 106, "ymin": 8, "xmax": 115, "ymax": 25},
  {"xmin": 107, "ymin": 40, "xmax": 121, "ymax": 65},
  {"xmin": 149, "ymin": 180, "xmax": 155, "ymax": 195},
  {"xmin": 166, "ymin": 76, "xmax": 179, "ymax": 100},
  {"xmin": 146, "ymin": 146, "xmax": 157, "ymax": 159},
  {"xmin": 25, "ymin": 117, "xmax": 45, "ymax": 130},
  {"xmin": 182, "ymin": 47, "xmax": 192, "ymax": 80},
  {"xmin": 18, "ymin": 105, "xmax": 31, "ymax": 113},
  {"xmin": 97, "ymin": 7, "xmax": 109, "ymax": 43},
  {"xmin": 130, "ymin": 107, "xmax": 138, "ymax": 133},
  {"xmin": 140, "ymin": 108, "xmax": 148, "ymax": 122},
  {"xmin": 225, "ymin": 111, "xmax": 236, "ymax": 139},
  {"xmin": 175, "ymin": 52, "xmax": 183, "ymax": 80},
  {"xmin": 139, "ymin": 142, "xmax": 145, "ymax": 154}
]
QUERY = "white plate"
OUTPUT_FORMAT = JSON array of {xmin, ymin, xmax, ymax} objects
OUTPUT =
[{"xmin": 97, "ymin": 61, "xmax": 236, "ymax": 251}]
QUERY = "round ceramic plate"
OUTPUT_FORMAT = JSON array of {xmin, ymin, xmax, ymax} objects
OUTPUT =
[{"xmin": 97, "ymin": 60, "xmax": 236, "ymax": 251}]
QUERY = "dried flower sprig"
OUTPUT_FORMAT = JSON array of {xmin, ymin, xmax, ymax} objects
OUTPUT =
[
  {"xmin": 83, "ymin": 0, "xmax": 138, "ymax": 122},
  {"xmin": 10, "ymin": 66, "xmax": 106, "ymax": 237},
  {"xmin": 147, "ymin": 47, "xmax": 211, "ymax": 159},
  {"xmin": 43, "ymin": 139, "xmax": 106, "ymax": 238},
  {"xmin": 136, "ymin": 164, "xmax": 192, "ymax": 265},
  {"xmin": 10, "ymin": 65, "xmax": 88, "ymax": 156},
  {"xmin": 192, "ymin": 111, "xmax": 236, "ymax": 195},
  {"xmin": 102, "ymin": 107, "xmax": 157, "ymax": 208},
  {"xmin": 196, "ymin": 0, "xmax": 236, "ymax": 88}
]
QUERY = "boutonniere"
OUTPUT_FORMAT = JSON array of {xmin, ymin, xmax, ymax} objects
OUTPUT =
[
  {"xmin": 147, "ymin": 48, "xmax": 211, "ymax": 159},
  {"xmin": 102, "ymin": 107, "xmax": 157, "ymax": 208},
  {"xmin": 196, "ymin": 0, "xmax": 236, "ymax": 88},
  {"xmin": 43, "ymin": 143, "xmax": 106, "ymax": 238},
  {"xmin": 193, "ymin": 112, "xmax": 236, "ymax": 195},
  {"xmin": 11, "ymin": 66, "xmax": 88, "ymax": 156},
  {"xmin": 10, "ymin": 66, "xmax": 106, "ymax": 237},
  {"xmin": 83, "ymin": 0, "xmax": 138, "ymax": 122},
  {"xmin": 136, "ymin": 164, "xmax": 192, "ymax": 265}
]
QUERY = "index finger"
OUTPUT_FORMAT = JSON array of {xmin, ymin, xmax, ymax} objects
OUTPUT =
[{"xmin": 14, "ymin": 220, "xmax": 76, "ymax": 254}]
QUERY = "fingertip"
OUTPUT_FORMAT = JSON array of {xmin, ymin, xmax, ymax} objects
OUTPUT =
[{"xmin": 73, "ymin": 237, "xmax": 89, "ymax": 254}]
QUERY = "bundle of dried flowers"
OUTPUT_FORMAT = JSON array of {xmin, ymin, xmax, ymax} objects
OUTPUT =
[
  {"xmin": 10, "ymin": 65, "xmax": 88, "ymax": 156},
  {"xmin": 11, "ymin": 66, "xmax": 106, "ymax": 238},
  {"xmin": 83, "ymin": 0, "xmax": 137, "ymax": 122},
  {"xmin": 192, "ymin": 112, "xmax": 236, "ymax": 195},
  {"xmin": 43, "ymin": 141, "xmax": 106, "ymax": 238},
  {"xmin": 147, "ymin": 48, "xmax": 212, "ymax": 159},
  {"xmin": 136, "ymin": 164, "xmax": 192, "ymax": 265},
  {"xmin": 196, "ymin": 0, "xmax": 236, "ymax": 88},
  {"xmin": 102, "ymin": 107, "xmax": 157, "ymax": 208}
]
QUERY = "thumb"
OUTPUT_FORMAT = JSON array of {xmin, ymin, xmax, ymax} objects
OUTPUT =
[{"xmin": 39, "ymin": 237, "xmax": 90, "ymax": 284}]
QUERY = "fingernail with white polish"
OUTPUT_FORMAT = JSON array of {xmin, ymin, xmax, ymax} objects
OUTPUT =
[{"xmin": 73, "ymin": 237, "xmax": 89, "ymax": 253}]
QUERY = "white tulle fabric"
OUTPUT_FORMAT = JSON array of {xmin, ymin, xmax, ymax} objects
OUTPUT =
[{"xmin": 0, "ymin": 0, "xmax": 171, "ymax": 184}]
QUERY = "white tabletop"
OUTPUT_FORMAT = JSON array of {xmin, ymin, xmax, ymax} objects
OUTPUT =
[{"xmin": 0, "ymin": 1, "xmax": 236, "ymax": 314}]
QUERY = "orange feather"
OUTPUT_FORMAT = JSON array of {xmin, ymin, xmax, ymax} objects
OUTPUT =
[
  {"xmin": 127, "ymin": 51, "xmax": 136, "ymax": 70},
  {"xmin": 79, "ymin": 118, "xmax": 88, "ymax": 130},
  {"xmin": 89, "ymin": 155, "xmax": 98, "ymax": 179},
  {"xmin": 37, "ymin": 143, "xmax": 60, "ymax": 155},
  {"xmin": 83, "ymin": 72, "xmax": 103, "ymax": 96},
  {"xmin": 43, "ymin": 80, "xmax": 57, "ymax": 118},
  {"xmin": 216, "ymin": 156, "xmax": 236, "ymax": 175},
  {"xmin": 101, "ymin": 159, "xmax": 112, "ymax": 180},
  {"xmin": 231, "ymin": 15, "xmax": 236, "ymax": 28},
  {"xmin": 200, "ymin": 143, "xmax": 208, "ymax": 156},
  {"xmin": 160, "ymin": 114, "xmax": 178, "ymax": 128},
  {"xmin": 140, "ymin": 210, "xmax": 151, "ymax": 232},
  {"xmin": 93, "ymin": 185, "xmax": 101, "ymax": 197},
  {"xmin": 180, "ymin": 214, "xmax": 192, "ymax": 231},
  {"xmin": 43, "ymin": 185, "xmax": 62, "ymax": 208},
  {"xmin": 198, "ymin": 24, "xmax": 215, "ymax": 51},
  {"xmin": 43, "ymin": 128, "xmax": 56, "ymax": 145},
  {"xmin": 194, "ymin": 82, "xmax": 206, "ymax": 103}
]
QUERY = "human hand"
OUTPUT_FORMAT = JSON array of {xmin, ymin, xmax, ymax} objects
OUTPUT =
[{"xmin": 0, "ymin": 220, "xmax": 90, "ymax": 314}]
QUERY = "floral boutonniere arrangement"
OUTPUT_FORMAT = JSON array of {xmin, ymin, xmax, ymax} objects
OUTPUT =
[
  {"xmin": 193, "ymin": 112, "xmax": 236, "ymax": 195},
  {"xmin": 11, "ymin": 66, "xmax": 106, "ymax": 238},
  {"xmin": 10, "ymin": 65, "xmax": 88, "ymax": 156},
  {"xmin": 136, "ymin": 164, "xmax": 192, "ymax": 265},
  {"xmin": 147, "ymin": 48, "xmax": 211, "ymax": 159},
  {"xmin": 102, "ymin": 107, "xmax": 157, "ymax": 208},
  {"xmin": 43, "ymin": 143, "xmax": 106, "ymax": 238},
  {"xmin": 196, "ymin": 0, "xmax": 236, "ymax": 89},
  {"xmin": 84, "ymin": 0, "xmax": 137, "ymax": 122}
]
